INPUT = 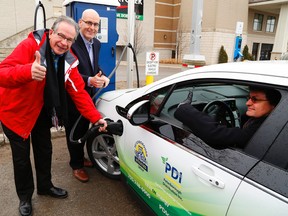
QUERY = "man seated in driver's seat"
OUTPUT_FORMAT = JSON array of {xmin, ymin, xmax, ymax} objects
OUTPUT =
[{"xmin": 174, "ymin": 87, "xmax": 281, "ymax": 148}]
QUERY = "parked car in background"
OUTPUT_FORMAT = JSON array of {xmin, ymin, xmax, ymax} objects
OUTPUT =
[{"xmin": 87, "ymin": 61, "xmax": 288, "ymax": 216}]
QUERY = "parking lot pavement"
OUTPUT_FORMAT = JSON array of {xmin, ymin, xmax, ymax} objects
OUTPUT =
[{"xmin": 0, "ymin": 135, "xmax": 147, "ymax": 216}]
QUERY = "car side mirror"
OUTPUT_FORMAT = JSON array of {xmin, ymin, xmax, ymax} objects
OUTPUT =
[{"xmin": 127, "ymin": 100, "xmax": 151, "ymax": 125}]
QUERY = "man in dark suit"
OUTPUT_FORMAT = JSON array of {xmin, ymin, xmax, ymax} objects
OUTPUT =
[{"xmin": 65, "ymin": 9, "xmax": 110, "ymax": 183}]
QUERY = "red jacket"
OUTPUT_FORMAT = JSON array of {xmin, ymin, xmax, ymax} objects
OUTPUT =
[{"xmin": 0, "ymin": 30, "xmax": 102, "ymax": 138}]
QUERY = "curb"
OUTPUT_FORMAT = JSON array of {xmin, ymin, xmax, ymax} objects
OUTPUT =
[
  {"xmin": 119, "ymin": 61, "xmax": 182, "ymax": 69},
  {"xmin": 0, "ymin": 133, "xmax": 8, "ymax": 146}
]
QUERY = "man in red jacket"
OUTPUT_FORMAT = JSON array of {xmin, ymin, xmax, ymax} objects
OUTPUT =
[{"xmin": 0, "ymin": 15, "xmax": 107, "ymax": 216}]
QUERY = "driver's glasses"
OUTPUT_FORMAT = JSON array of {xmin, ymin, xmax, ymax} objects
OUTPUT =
[{"xmin": 247, "ymin": 96, "xmax": 268, "ymax": 103}]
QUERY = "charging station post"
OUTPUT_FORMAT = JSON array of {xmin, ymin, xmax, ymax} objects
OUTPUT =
[{"xmin": 233, "ymin": 21, "xmax": 244, "ymax": 61}]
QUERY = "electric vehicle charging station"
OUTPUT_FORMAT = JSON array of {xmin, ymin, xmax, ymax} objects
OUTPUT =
[
  {"xmin": 233, "ymin": 21, "xmax": 244, "ymax": 61},
  {"xmin": 63, "ymin": 0, "xmax": 120, "ymax": 93},
  {"xmin": 233, "ymin": 36, "xmax": 243, "ymax": 61}
]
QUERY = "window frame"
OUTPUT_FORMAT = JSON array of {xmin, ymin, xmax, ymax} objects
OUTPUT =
[
  {"xmin": 266, "ymin": 15, "xmax": 276, "ymax": 33},
  {"xmin": 253, "ymin": 13, "xmax": 264, "ymax": 31}
]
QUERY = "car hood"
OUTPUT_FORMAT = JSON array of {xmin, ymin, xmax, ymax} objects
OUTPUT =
[{"xmin": 99, "ymin": 88, "xmax": 137, "ymax": 102}]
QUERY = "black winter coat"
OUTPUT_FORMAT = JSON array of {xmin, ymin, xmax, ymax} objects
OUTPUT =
[{"xmin": 174, "ymin": 104, "xmax": 266, "ymax": 148}]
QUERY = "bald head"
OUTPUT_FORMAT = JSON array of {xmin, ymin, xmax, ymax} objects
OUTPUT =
[
  {"xmin": 81, "ymin": 9, "xmax": 100, "ymax": 20},
  {"xmin": 79, "ymin": 9, "xmax": 100, "ymax": 41}
]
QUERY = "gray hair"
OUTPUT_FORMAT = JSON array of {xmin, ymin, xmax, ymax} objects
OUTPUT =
[{"xmin": 51, "ymin": 15, "xmax": 79, "ymax": 40}]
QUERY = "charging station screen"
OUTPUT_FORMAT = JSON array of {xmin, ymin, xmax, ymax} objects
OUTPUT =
[{"xmin": 96, "ymin": 17, "xmax": 108, "ymax": 43}]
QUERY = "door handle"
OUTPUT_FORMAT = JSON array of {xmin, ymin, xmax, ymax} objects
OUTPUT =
[{"xmin": 192, "ymin": 167, "xmax": 225, "ymax": 189}]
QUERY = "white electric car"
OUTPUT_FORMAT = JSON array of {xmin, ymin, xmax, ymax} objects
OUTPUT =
[{"xmin": 86, "ymin": 61, "xmax": 288, "ymax": 216}]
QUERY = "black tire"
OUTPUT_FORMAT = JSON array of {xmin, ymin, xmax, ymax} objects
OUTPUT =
[{"xmin": 86, "ymin": 132, "xmax": 121, "ymax": 179}]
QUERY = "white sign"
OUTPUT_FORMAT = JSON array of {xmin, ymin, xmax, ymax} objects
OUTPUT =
[
  {"xmin": 235, "ymin": 21, "xmax": 244, "ymax": 35},
  {"xmin": 145, "ymin": 52, "xmax": 159, "ymax": 75},
  {"xmin": 96, "ymin": 17, "xmax": 108, "ymax": 43}
]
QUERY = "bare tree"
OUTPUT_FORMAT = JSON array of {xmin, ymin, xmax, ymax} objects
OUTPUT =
[
  {"xmin": 133, "ymin": 20, "xmax": 145, "ymax": 56},
  {"xmin": 175, "ymin": 16, "xmax": 189, "ymax": 63},
  {"xmin": 122, "ymin": 19, "xmax": 145, "ymax": 59}
]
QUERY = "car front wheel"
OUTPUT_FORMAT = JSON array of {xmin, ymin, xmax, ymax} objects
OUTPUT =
[{"xmin": 86, "ymin": 132, "xmax": 121, "ymax": 179}]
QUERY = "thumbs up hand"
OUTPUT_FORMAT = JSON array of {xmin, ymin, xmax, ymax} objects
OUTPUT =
[
  {"xmin": 90, "ymin": 72, "xmax": 110, "ymax": 88},
  {"xmin": 31, "ymin": 51, "xmax": 46, "ymax": 81}
]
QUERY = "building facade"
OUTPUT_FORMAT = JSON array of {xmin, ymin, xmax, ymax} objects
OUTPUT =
[{"xmin": 0, "ymin": 0, "xmax": 287, "ymax": 65}]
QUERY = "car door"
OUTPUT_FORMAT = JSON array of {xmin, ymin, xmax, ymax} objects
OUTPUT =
[
  {"xmin": 120, "ymin": 119, "xmax": 245, "ymax": 216},
  {"xmin": 227, "ymin": 93, "xmax": 288, "ymax": 216},
  {"xmin": 118, "ymin": 81, "xmax": 275, "ymax": 216}
]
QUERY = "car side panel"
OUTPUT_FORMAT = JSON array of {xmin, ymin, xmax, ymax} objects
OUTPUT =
[
  {"xmin": 118, "ymin": 122, "xmax": 244, "ymax": 216},
  {"xmin": 227, "ymin": 99, "xmax": 288, "ymax": 215}
]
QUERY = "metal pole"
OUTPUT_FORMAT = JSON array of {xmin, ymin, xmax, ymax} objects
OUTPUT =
[
  {"xmin": 127, "ymin": 0, "xmax": 135, "ymax": 88},
  {"xmin": 190, "ymin": 0, "xmax": 203, "ymax": 55},
  {"xmin": 182, "ymin": 0, "xmax": 205, "ymax": 68},
  {"xmin": 34, "ymin": 0, "xmax": 44, "ymax": 30}
]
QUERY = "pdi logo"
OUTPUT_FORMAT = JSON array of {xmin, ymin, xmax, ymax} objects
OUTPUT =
[{"xmin": 162, "ymin": 157, "xmax": 182, "ymax": 184}]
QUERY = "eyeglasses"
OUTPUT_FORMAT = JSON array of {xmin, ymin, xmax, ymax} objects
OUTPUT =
[
  {"xmin": 247, "ymin": 96, "xmax": 268, "ymax": 103},
  {"xmin": 82, "ymin": 19, "xmax": 100, "ymax": 28},
  {"xmin": 55, "ymin": 32, "xmax": 75, "ymax": 44}
]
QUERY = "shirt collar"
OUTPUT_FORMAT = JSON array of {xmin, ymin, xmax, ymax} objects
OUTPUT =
[
  {"xmin": 51, "ymin": 49, "xmax": 63, "ymax": 59},
  {"xmin": 80, "ymin": 32, "xmax": 94, "ymax": 48}
]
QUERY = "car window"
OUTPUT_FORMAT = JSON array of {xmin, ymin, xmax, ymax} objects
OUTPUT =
[
  {"xmin": 249, "ymin": 121, "xmax": 288, "ymax": 198},
  {"xmin": 145, "ymin": 81, "xmax": 285, "ymax": 175},
  {"xmin": 150, "ymin": 85, "xmax": 171, "ymax": 115},
  {"xmin": 244, "ymin": 90, "xmax": 287, "ymax": 158},
  {"xmin": 262, "ymin": 121, "xmax": 288, "ymax": 170},
  {"xmin": 160, "ymin": 82, "xmax": 248, "ymax": 128}
]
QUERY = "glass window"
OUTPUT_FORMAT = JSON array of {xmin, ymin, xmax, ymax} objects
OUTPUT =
[
  {"xmin": 144, "ymin": 80, "xmax": 285, "ymax": 176},
  {"xmin": 252, "ymin": 43, "xmax": 259, "ymax": 60},
  {"xmin": 266, "ymin": 16, "xmax": 276, "ymax": 33},
  {"xmin": 260, "ymin": 43, "xmax": 273, "ymax": 60},
  {"xmin": 253, "ymin": 13, "xmax": 264, "ymax": 31},
  {"xmin": 149, "ymin": 86, "xmax": 172, "ymax": 115},
  {"xmin": 246, "ymin": 117, "xmax": 288, "ymax": 198}
]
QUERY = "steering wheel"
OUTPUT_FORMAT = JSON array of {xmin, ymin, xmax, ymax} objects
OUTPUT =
[{"xmin": 202, "ymin": 100, "xmax": 235, "ymax": 128}]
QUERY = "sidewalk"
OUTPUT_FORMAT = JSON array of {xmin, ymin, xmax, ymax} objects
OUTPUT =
[{"xmin": 119, "ymin": 60, "xmax": 182, "ymax": 68}]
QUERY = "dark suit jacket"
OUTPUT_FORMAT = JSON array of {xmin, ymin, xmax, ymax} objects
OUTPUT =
[
  {"xmin": 174, "ymin": 104, "xmax": 266, "ymax": 148},
  {"xmin": 71, "ymin": 34, "xmax": 103, "ymax": 96},
  {"xmin": 66, "ymin": 35, "xmax": 103, "ymax": 130}
]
